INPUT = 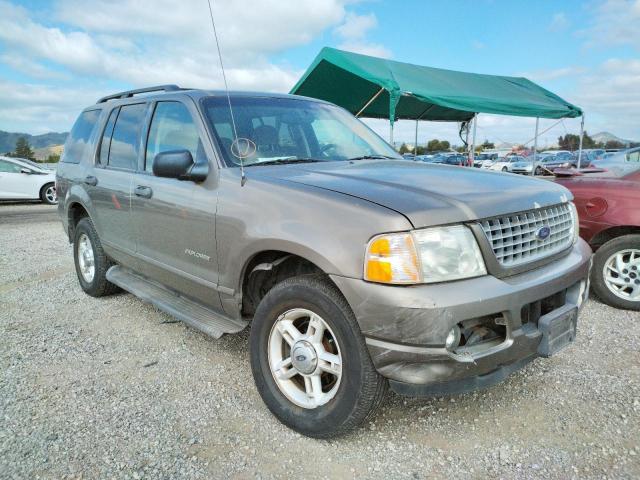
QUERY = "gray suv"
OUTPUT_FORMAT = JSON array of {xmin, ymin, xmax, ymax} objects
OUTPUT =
[{"xmin": 57, "ymin": 85, "xmax": 591, "ymax": 438}]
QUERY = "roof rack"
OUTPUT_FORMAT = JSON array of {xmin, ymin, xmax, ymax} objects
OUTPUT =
[{"xmin": 97, "ymin": 85, "xmax": 182, "ymax": 103}]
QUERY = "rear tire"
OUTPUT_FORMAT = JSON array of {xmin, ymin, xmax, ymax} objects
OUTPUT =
[
  {"xmin": 249, "ymin": 275, "xmax": 387, "ymax": 438},
  {"xmin": 591, "ymin": 235, "xmax": 640, "ymax": 311},
  {"xmin": 502, "ymin": 166, "xmax": 508, "ymax": 172},
  {"xmin": 534, "ymin": 166, "xmax": 543, "ymax": 176},
  {"xmin": 73, "ymin": 217, "xmax": 119, "ymax": 297},
  {"xmin": 40, "ymin": 183, "xmax": 57, "ymax": 205}
]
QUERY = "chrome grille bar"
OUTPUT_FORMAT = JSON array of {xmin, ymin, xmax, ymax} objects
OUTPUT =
[{"xmin": 480, "ymin": 203, "xmax": 573, "ymax": 267}]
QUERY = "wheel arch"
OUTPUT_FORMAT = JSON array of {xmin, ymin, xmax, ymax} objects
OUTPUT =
[
  {"xmin": 590, "ymin": 226, "xmax": 640, "ymax": 251},
  {"xmin": 66, "ymin": 200, "xmax": 99, "ymax": 243},
  {"xmin": 239, "ymin": 249, "xmax": 344, "ymax": 318}
]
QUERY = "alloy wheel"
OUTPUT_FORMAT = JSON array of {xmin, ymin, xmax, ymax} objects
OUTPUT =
[
  {"xmin": 603, "ymin": 248, "xmax": 640, "ymax": 302},
  {"xmin": 77, "ymin": 233, "xmax": 96, "ymax": 283},
  {"xmin": 268, "ymin": 308, "xmax": 342, "ymax": 409}
]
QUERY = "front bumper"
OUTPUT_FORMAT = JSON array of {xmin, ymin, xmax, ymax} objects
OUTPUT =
[{"xmin": 330, "ymin": 239, "xmax": 592, "ymax": 396}]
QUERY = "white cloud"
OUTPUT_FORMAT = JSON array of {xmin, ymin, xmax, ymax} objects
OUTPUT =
[
  {"xmin": 583, "ymin": 0, "xmax": 640, "ymax": 50},
  {"xmin": 0, "ymin": 0, "xmax": 361, "ymax": 132},
  {"xmin": 334, "ymin": 11, "xmax": 391, "ymax": 58},
  {"xmin": 549, "ymin": 12, "xmax": 569, "ymax": 32},
  {"xmin": 0, "ymin": 0, "xmax": 349, "ymax": 91},
  {"xmin": 0, "ymin": 54, "xmax": 68, "ymax": 80},
  {"xmin": 0, "ymin": 79, "xmax": 103, "ymax": 133},
  {"xmin": 571, "ymin": 58, "xmax": 640, "ymax": 139},
  {"xmin": 518, "ymin": 66, "xmax": 586, "ymax": 82}
]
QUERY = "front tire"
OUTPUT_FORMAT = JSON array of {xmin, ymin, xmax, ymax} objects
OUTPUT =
[
  {"xmin": 591, "ymin": 235, "xmax": 640, "ymax": 311},
  {"xmin": 249, "ymin": 275, "xmax": 386, "ymax": 438},
  {"xmin": 40, "ymin": 183, "xmax": 57, "ymax": 205},
  {"xmin": 73, "ymin": 218, "xmax": 119, "ymax": 297},
  {"xmin": 502, "ymin": 166, "xmax": 508, "ymax": 172}
]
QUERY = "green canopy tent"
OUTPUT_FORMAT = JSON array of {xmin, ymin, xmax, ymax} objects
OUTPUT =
[{"xmin": 290, "ymin": 47, "xmax": 586, "ymax": 168}]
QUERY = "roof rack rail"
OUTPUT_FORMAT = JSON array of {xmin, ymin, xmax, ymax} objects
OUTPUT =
[{"xmin": 97, "ymin": 85, "xmax": 181, "ymax": 103}]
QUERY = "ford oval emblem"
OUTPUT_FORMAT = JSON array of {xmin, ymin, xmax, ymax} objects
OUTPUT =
[{"xmin": 536, "ymin": 226, "xmax": 551, "ymax": 241}]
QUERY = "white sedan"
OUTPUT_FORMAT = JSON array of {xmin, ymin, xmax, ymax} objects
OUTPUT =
[
  {"xmin": 488, "ymin": 155, "xmax": 526, "ymax": 173},
  {"xmin": 0, "ymin": 156, "xmax": 57, "ymax": 204}
]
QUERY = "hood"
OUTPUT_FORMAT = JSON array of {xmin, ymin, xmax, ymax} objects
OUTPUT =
[{"xmin": 252, "ymin": 160, "xmax": 572, "ymax": 228}]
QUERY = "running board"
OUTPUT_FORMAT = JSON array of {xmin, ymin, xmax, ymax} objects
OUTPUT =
[{"xmin": 106, "ymin": 266, "xmax": 247, "ymax": 339}]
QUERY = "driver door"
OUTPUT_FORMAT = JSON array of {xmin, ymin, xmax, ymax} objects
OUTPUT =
[{"xmin": 131, "ymin": 100, "xmax": 222, "ymax": 311}]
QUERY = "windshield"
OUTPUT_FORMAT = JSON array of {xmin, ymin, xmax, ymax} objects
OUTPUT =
[{"xmin": 202, "ymin": 96, "xmax": 401, "ymax": 167}]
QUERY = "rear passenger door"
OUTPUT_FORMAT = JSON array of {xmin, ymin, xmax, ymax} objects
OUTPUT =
[
  {"xmin": 90, "ymin": 103, "xmax": 148, "ymax": 260},
  {"xmin": 131, "ymin": 100, "xmax": 222, "ymax": 311}
]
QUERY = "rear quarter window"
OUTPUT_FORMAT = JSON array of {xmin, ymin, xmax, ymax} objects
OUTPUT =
[{"xmin": 62, "ymin": 109, "xmax": 101, "ymax": 164}]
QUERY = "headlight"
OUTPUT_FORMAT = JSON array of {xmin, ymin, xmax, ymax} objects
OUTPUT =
[
  {"xmin": 568, "ymin": 201, "xmax": 579, "ymax": 244},
  {"xmin": 364, "ymin": 225, "xmax": 487, "ymax": 284}
]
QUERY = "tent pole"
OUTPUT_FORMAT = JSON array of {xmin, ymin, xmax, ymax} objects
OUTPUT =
[
  {"xmin": 414, "ymin": 120, "xmax": 419, "ymax": 159},
  {"xmin": 533, "ymin": 117, "xmax": 539, "ymax": 176},
  {"xmin": 390, "ymin": 121, "xmax": 394, "ymax": 145},
  {"xmin": 470, "ymin": 113, "xmax": 477, "ymax": 167},
  {"xmin": 577, "ymin": 114, "xmax": 585, "ymax": 169},
  {"xmin": 355, "ymin": 87, "xmax": 384, "ymax": 118}
]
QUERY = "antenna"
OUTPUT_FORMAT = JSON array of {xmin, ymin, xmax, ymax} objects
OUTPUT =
[{"xmin": 206, "ymin": 0, "xmax": 246, "ymax": 186}]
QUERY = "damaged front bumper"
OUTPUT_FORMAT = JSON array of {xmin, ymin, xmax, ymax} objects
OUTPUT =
[{"xmin": 330, "ymin": 239, "xmax": 592, "ymax": 396}]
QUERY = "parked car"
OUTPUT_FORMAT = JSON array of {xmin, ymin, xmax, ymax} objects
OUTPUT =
[
  {"xmin": 473, "ymin": 153, "xmax": 497, "ymax": 168},
  {"xmin": 571, "ymin": 149, "xmax": 604, "ymax": 167},
  {"xmin": 57, "ymin": 86, "xmax": 591, "ymax": 438},
  {"xmin": 511, "ymin": 156, "xmax": 546, "ymax": 176},
  {"xmin": 0, "ymin": 156, "xmax": 57, "ymax": 204},
  {"xmin": 489, "ymin": 155, "xmax": 525, "ymax": 172},
  {"xmin": 555, "ymin": 149, "xmax": 640, "ymax": 310}
]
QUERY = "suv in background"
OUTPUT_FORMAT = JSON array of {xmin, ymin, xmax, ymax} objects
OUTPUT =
[{"xmin": 57, "ymin": 85, "xmax": 591, "ymax": 438}]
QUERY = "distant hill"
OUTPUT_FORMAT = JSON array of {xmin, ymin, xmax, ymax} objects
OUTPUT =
[
  {"xmin": 33, "ymin": 144, "xmax": 65, "ymax": 161},
  {"xmin": 591, "ymin": 131, "xmax": 634, "ymax": 145},
  {"xmin": 0, "ymin": 130, "xmax": 68, "ymax": 154}
]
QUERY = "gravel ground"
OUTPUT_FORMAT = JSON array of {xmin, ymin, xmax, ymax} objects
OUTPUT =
[{"xmin": 1, "ymin": 203, "xmax": 639, "ymax": 479}]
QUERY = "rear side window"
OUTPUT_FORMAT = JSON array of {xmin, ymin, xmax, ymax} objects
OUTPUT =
[
  {"xmin": 98, "ymin": 108, "xmax": 118, "ymax": 165},
  {"xmin": 107, "ymin": 103, "xmax": 147, "ymax": 170},
  {"xmin": 145, "ymin": 102, "xmax": 201, "ymax": 173},
  {"xmin": 62, "ymin": 109, "xmax": 101, "ymax": 164}
]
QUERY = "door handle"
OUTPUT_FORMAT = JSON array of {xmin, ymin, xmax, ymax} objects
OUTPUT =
[
  {"xmin": 84, "ymin": 175, "xmax": 98, "ymax": 186},
  {"xmin": 135, "ymin": 185, "xmax": 153, "ymax": 199}
]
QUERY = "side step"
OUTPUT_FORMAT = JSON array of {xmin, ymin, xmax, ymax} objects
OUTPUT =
[{"xmin": 106, "ymin": 266, "xmax": 247, "ymax": 339}]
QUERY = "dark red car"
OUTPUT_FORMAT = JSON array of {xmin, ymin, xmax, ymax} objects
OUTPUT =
[{"xmin": 555, "ymin": 148, "xmax": 640, "ymax": 310}]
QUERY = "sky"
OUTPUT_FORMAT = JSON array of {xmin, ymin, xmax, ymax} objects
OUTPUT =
[{"xmin": 0, "ymin": 0, "xmax": 638, "ymax": 147}]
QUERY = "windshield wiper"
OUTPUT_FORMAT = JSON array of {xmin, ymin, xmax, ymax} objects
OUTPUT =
[
  {"xmin": 245, "ymin": 158, "xmax": 323, "ymax": 167},
  {"xmin": 348, "ymin": 154, "xmax": 397, "ymax": 161}
]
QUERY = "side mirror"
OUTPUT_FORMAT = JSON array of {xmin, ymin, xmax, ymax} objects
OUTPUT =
[
  {"xmin": 20, "ymin": 168, "xmax": 33, "ymax": 174},
  {"xmin": 153, "ymin": 150, "xmax": 208, "ymax": 182}
]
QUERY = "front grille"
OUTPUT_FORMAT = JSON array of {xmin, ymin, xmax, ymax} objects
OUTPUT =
[{"xmin": 480, "ymin": 203, "xmax": 573, "ymax": 268}]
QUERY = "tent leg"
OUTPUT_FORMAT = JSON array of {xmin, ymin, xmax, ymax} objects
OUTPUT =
[
  {"xmin": 414, "ymin": 120, "xmax": 419, "ymax": 159},
  {"xmin": 390, "ymin": 121, "xmax": 394, "ymax": 146},
  {"xmin": 470, "ymin": 113, "xmax": 477, "ymax": 167},
  {"xmin": 577, "ymin": 114, "xmax": 585, "ymax": 169},
  {"xmin": 533, "ymin": 117, "xmax": 539, "ymax": 176}
]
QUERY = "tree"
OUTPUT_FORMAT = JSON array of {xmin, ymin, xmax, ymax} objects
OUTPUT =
[
  {"xmin": 46, "ymin": 153, "xmax": 61, "ymax": 163},
  {"xmin": 426, "ymin": 139, "xmax": 450, "ymax": 152},
  {"xmin": 14, "ymin": 137, "xmax": 35, "ymax": 160},
  {"xmin": 604, "ymin": 140, "xmax": 625, "ymax": 150},
  {"xmin": 557, "ymin": 131, "xmax": 596, "ymax": 150},
  {"xmin": 398, "ymin": 143, "xmax": 410, "ymax": 154},
  {"xmin": 480, "ymin": 140, "xmax": 495, "ymax": 150}
]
